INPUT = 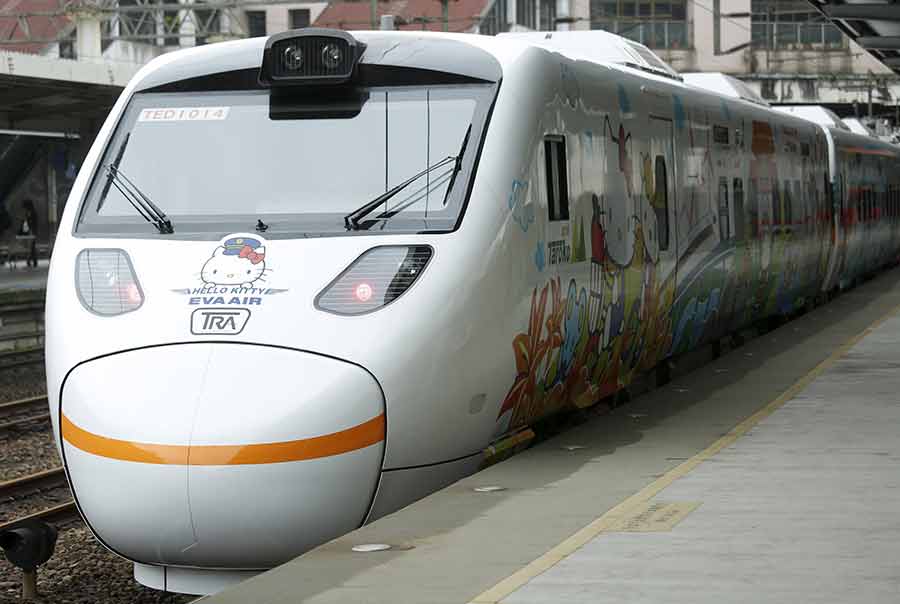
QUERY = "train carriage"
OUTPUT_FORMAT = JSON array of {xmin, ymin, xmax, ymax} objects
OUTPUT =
[{"xmin": 45, "ymin": 29, "xmax": 900, "ymax": 594}]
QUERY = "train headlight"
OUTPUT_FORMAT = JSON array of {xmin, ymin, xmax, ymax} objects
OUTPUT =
[
  {"xmin": 321, "ymin": 43, "xmax": 343, "ymax": 70},
  {"xmin": 260, "ymin": 29, "xmax": 364, "ymax": 86},
  {"xmin": 315, "ymin": 246, "xmax": 433, "ymax": 316},
  {"xmin": 282, "ymin": 44, "xmax": 303, "ymax": 70},
  {"xmin": 75, "ymin": 249, "xmax": 144, "ymax": 316}
]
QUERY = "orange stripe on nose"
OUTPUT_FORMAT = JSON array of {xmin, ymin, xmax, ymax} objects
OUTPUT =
[{"xmin": 61, "ymin": 413, "xmax": 385, "ymax": 465}]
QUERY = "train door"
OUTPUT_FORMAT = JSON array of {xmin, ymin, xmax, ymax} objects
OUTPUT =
[{"xmin": 648, "ymin": 116, "xmax": 677, "ymax": 364}]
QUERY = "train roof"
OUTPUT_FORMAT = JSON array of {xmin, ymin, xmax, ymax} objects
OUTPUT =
[
  {"xmin": 775, "ymin": 105, "xmax": 850, "ymax": 131},
  {"xmin": 681, "ymin": 73, "xmax": 769, "ymax": 107},
  {"xmin": 498, "ymin": 30, "xmax": 681, "ymax": 81},
  {"xmin": 128, "ymin": 30, "xmax": 693, "ymax": 94},
  {"xmin": 122, "ymin": 29, "xmax": 834, "ymax": 139},
  {"xmin": 842, "ymin": 117, "xmax": 875, "ymax": 136}
]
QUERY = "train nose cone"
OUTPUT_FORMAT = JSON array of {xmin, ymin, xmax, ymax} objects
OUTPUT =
[{"xmin": 60, "ymin": 344, "xmax": 385, "ymax": 568}]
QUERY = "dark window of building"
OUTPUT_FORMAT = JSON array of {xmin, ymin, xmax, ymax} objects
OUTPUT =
[
  {"xmin": 545, "ymin": 137, "xmax": 570, "ymax": 222},
  {"xmin": 751, "ymin": 0, "xmax": 844, "ymax": 50},
  {"xmin": 289, "ymin": 9, "xmax": 310, "ymax": 29},
  {"xmin": 480, "ymin": 0, "xmax": 509, "ymax": 35},
  {"xmin": 540, "ymin": 0, "xmax": 557, "ymax": 30},
  {"xmin": 589, "ymin": 0, "xmax": 689, "ymax": 49},
  {"xmin": 516, "ymin": 0, "xmax": 537, "ymax": 29},
  {"xmin": 247, "ymin": 10, "xmax": 266, "ymax": 37}
]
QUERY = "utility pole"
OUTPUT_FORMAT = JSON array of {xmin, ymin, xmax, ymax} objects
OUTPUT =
[
  {"xmin": 441, "ymin": 0, "xmax": 449, "ymax": 31},
  {"xmin": 371, "ymin": 0, "xmax": 377, "ymax": 28}
]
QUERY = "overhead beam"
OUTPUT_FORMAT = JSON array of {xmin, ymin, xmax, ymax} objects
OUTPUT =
[
  {"xmin": 856, "ymin": 35, "xmax": 900, "ymax": 49},
  {"xmin": 823, "ymin": 4, "xmax": 900, "ymax": 21}
]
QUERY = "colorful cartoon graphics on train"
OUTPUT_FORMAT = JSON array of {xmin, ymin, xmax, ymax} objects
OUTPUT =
[{"xmin": 498, "ymin": 105, "xmax": 840, "ymax": 433}]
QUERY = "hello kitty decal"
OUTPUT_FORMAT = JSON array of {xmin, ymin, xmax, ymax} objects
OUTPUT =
[
  {"xmin": 171, "ymin": 234, "xmax": 287, "ymax": 310},
  {"xmin": 201, "ymin": 237, "xmax": 268, "ymax": 288}
]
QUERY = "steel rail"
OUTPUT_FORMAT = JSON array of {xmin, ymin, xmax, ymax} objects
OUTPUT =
[
  {"xmin": 0, "ymin": 349, "xmax": 45, "ymax": 371},
  {"xmin": 0, "ymin": 501, "xmax": 79, "ymax": 532},
  {"xmin": 0, "ymin": 467, "xmax": 67, "ymax": 501},
  {"xmin": 0, "ymin": 395, "xmax": 49, "ymax": 415},
  {"xmin": 0, "ymin": 396, "xmax": 51, "ymax": 432}
]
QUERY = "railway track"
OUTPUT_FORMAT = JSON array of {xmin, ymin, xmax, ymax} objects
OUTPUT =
[
  {"xmin": 0, "ymin": 395, "xmax": 50, "ymax": 433},
  {"xmin": 0, "ymin": 346, "xmax": 44, "ymax": 370},
  {"xmin": 0, "ymin": 298, "xmax": 46, "ymax": 371},
  {"xmin": 0, "ymin": 467, "xmax": 79, "ymax": 532}
]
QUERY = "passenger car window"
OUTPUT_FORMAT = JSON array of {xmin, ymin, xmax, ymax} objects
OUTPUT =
[
  {"xmin": 654, "ymin": 155, "xmax": 669, "ymax": 251},
  {"xmin": 545, "ymin": 136, "xmax": 570, "ymax": 222},
  {"xmin": 733, "ymin": 177, "xmax": 745, "ymax": 241},
  {"xmin": 718, "ymin": 177, "xmax": 730, "ymax": 240}
]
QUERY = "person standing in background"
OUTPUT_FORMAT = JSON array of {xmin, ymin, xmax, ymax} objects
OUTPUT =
[{"xmin": 18, "ymin": 199, "xmax": 38, "ymax": 268}]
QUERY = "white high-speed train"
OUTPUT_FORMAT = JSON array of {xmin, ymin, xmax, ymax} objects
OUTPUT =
[{"xmin": 46, "ymin": 28, "xmax": 900, "ymax": 594}]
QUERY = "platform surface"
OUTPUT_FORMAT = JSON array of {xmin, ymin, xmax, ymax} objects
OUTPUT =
[
  {"xmin": 202, "ymin": 268, "xmax": 900, "ymax": 604},
  {"xmin": 0, "ymin": 261, "xmax": 48, "ymax": 294}
]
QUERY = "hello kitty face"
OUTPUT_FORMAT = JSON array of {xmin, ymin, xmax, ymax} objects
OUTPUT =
[{"xmin": 201, "ymin": 244, "xmax": 267, "ymax": 288}]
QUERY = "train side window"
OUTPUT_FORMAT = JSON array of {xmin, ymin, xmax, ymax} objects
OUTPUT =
[
  {"xmin": 718, "ymin": 177, "xmax": 730, "ymax": 240},
  {"xmin": 748, "ymin": 178, "xmax": 759, "ymax": 238},
  {"xmin": 733, "ymin": 177, "xmax": 745, "ymax": 240},
  {"xmin": 544, "ymin": 136, "xmax": 569, "ymax": 222},
  {"xmin": 776, "ymin": 181, "xmax": 787, "ymax": 225},
  {"xmin": 713, "ymin": 125, "xmax": 729, "ymax": 145},
  {"xmin": 655, "ymin": 155, "xmax": 669, "ymax": 251}
]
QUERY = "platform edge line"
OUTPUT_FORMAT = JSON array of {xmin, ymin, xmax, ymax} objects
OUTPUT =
[{"xmin": 467, "ymin": 301, "xmax": 900, "ymax": 604}]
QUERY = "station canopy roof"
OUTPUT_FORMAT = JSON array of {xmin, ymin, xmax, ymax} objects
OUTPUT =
[
  {"xmin": 0, "ymin": 50, "xmax": 136, "ymax": 134},
  {"xmin": 812, "ymin": 0, "xmax": 900, "ymax": 75}
]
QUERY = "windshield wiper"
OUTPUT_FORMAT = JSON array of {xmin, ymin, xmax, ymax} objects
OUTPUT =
[
  {"xmin": 344, "ymin": 124, "xmax": 475, "ymax": 231},
  {"xmin": 344, "ymin": 155, "xmax": 456, "ymax": 231},
  {"xmin": 104, "ymin": 164, "xmax": 174, "ymax": 234},
  {"xmin": 97, "ymin": 133, "xmax": 130, "ymax": 213},
  {"xmin": 441, "ymin": 123, "xmax": 472, "ymax": 206}
]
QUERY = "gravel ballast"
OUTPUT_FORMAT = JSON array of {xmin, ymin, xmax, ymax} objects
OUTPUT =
[
  {"xmin": 0, "ymin": 365, "xmax": 46, "ymax": 404},
  {"xmin": 0, "ymin": 366, "xmax": 55, "ymax": 482},
  {"xmin": 0, "ymin": 525, "xmax": 193, "ymax": 604}
]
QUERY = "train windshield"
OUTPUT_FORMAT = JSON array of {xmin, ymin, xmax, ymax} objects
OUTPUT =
[{"xmin": 76, "ymin": 83, "xmax": 495, "ymax": 238}]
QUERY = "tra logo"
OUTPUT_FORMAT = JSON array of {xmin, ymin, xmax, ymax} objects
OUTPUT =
[{"xmin": 191, "ymin": 308, "xmax": 250, "ymax": 335}]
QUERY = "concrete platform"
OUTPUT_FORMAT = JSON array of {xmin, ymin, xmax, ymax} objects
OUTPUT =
[
  {"xmin": 200, "ymin": 267, "xmax": 900, "ymax": 604},
  {"xmin": 0, "ymin": 261, "xmax": 47, "ymax": 295}
]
